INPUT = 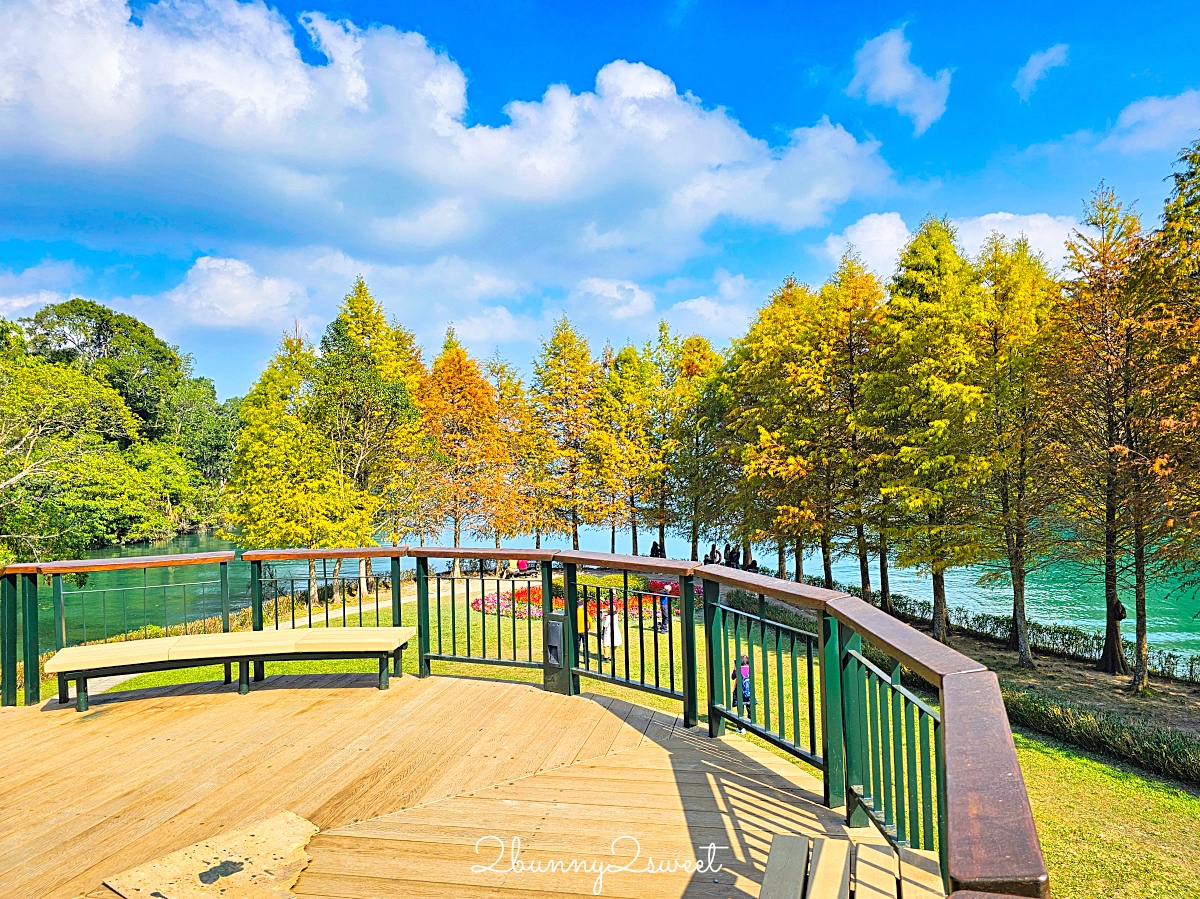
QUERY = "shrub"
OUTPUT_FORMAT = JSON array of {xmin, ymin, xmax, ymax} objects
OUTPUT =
[{"xmin": 1002, "ymin": 689, "xmax": 1200, "ymax": 785}]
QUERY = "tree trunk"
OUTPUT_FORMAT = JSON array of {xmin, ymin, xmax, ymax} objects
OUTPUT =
[
  {"xmin": 690, "ymin": 518, "xmax": 699, "ymax": 562},
  {"xmin": 658, "ymin": 519, "xmax": 666, "ymax": 558},
  {"xmin": 1099, "ymin": 459, "xmax": 1129, "ymax": 674},
  {"xmin": 932, "ymin": 569, "xmax": 950, "ymax": 643},
  {"xmin": 1010, "ymin": 558, "xmax": 1034, "ymax": 668},
  {"xmin": 877, "ymin": 526, "xmax": 892, "ymax": 615},
  {"xmin": 820, "ymin": 529, "xmax": 833, "ymax": 589},
  {"xmin": 572, "ymin": 509, "xmax": 580, "ymax": 551},
  {"xmin": 742, "ymin": 539, "xmax": 751, "ymax": 571},
  {"xmin": 855, "ymin": 520, "xmax": 872, "ymax": 603},
  {"xmin": 778, "ymin": 540, "xmax": 787, "ymax": 580},
  {"xmin": 535, "ymin": 528, "xmax": 541, "ymax": 550},
  {"xmin": 611, "ymin": 521, "xmax": 616, "ymax": 554},
  {"xmin": 308, "ymin": 558, "xmax": 317, "ymax": 610},
  {"xmin": 452, "ymin": 515, "xmax": 462, "ymax": 579},
  {"xmin": 794, "ymin": 538, "xmax": 804, "ymax": 583},
  {"xmin": 1132, "ymin": 509, "xmax": 1149, "ymax": 691},
  {"xmin": 631, "ymin": 503, "xmax": 639, "ymax": 556}
]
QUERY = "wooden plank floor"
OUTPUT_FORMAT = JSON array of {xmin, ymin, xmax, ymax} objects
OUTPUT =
[{"xmin": 0, "ymin": 672, "xmax": 927, "ymax": 898}]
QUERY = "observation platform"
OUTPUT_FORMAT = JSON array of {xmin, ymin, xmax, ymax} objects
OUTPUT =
[{"xmin": 0, "ymin": 673, "xmax": 936, "ymax": 898}]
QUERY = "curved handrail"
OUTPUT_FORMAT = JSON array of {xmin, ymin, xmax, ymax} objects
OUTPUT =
[
  {"xmin": 409, "ymin": 546, "xmax": 559, "ymax": 561},
  {"xmin": 240, "ymin": 546, "xmax": 408, "ymax": 562},
  {"xmin": 16, "ymin": 545, "xmax": 1049, "ymax": 896},
  {"xmin": 36, "ymin": 551, "xmax": 235, "ymax": 574}
]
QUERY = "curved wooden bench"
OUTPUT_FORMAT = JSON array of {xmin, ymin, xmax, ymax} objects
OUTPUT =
[{"xmin": 44, "ymin": 627, "xmax": 416, "ymax": 711}]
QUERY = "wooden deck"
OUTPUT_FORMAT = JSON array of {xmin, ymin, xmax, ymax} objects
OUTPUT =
[{"xmin": 0, "ymin": 673, "xmax": 936, "ymax": 898}]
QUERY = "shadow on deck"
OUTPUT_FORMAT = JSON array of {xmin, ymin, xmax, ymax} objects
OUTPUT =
[{"xmin": 0, "ymin": 673, "xmax": 888, "ymax": 898}]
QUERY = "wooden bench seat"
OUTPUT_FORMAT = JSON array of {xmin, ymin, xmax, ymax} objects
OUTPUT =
[
  {"xmin": 44, "ymin": 627, "xmax": 416, "ymax": 712},
  {"xmin": 760, "ymin": 834, "xmax": 944, "ymax": 898}
]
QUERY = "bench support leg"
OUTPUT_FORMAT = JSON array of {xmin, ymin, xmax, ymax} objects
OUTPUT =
[
  {"xmin": 393, "ymin": 648, "xmax": 402, "ymax": 678},
  {"xmin": 253, "ymin": 660, "xmax": 264, "ymax": 682},
  {"xmin": 58, "ymin": 674, "xmax": 69, "ymax": 705},
  {"xmin": 224, "ymin": 663, "xmax": 232, "ymax": 685},
  {"xmin": 238, "ymin": 661, "xmax": 250, "ymax": 695},
  {"xmin": 75, "ymin": 678, "xmax": 88, "ymax": 712},
  {"xmin": 378, "ymin": 654, "xmax": 389, "ymax": 690}
]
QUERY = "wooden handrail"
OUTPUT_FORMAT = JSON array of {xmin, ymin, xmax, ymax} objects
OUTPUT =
[
  {"xmin": 825, "ymin": 596, "xmax": 986, "ymax": 686},
  {"xmin": 554, "ymin": 550, "xmax": 700, "ymax": 576},
  {"xmin": 22, "ymin": 543, "xmax": 1047, "ymax": 895},
  {"xmin": 37, "ymin": 552, "xmax": 236, "ymax": 574},
  {"xmin": 942, "ymin": 671, "xmax": 1050, "ymax": 898},
  {"xmin": 240, "ymin": 547, "xmax": 408, "ymax": 562},
  {"xmin": 695, "ymin": 564, "xmax": 846, "ymax": 609},
  {"xmin": 1, "ymin": 563, "xmax": 38, "ymax": 575},
  {"xmin": 408, "ymin": 546, "xmax": 559, "ymax": 561}
]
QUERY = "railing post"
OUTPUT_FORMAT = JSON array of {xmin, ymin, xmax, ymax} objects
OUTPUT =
[
  {"xmin": 220, "ymin": 562, "xmax": 230, "ymax": 631},
  {"xmin": 934, "ymin": 710, "xmax": 949, "ymax": 893},
  {"xmin": 1, "ymin": 571, "xmax": 16, "ymax": 707},
  {"xmin": 819, "ymin": 610, "xmax": 845, "ymax": 810},
  {"xmin": 563, "ymin": 562, "xmax": 580, "ymax": 695},
  {"xmin": 840, "ymin": 625, "xmax": 870, "ymax": 827},
  {"xmin": 22, "ymin": 571, "xmax": 39, "ymax": 705},
  {"xmin": 250, "ymin": 559, "xmax": 264, "ymax": 682},
  {"xmin": 680, "ymin": 573, "xmax": 698, "ymax": 728},
  {"xmin": 414, "ymin": 556, "xmax": 431, "ymax": 677},
  {"xmin": 702, "ymin": 577, "xmax": 725, "ymax": 738},
  {"xmin": 53, "ymin": 574, "xmax": 67, "ymax": 704},
  {"xmin": 220, "ymin": 561, "xmax": 232, "ymax": 685},
  {"xmin": 391, "ymin": 555, "xmax": 402, "ymax": 628}
]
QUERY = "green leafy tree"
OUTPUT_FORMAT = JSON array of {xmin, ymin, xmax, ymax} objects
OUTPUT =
[
  {"xmin": 1054, "ymin": 189, "xmax": 1145, "ymax": 676},
  {"xmin": 974, "ymin": 234, "xmax": 1062, "ymax": 667},
  {"xmin": 531, "ymin": 318, "xmax": 600, "ymax": 549},
  {"xmin": 869, "ymin": 218, "xmax": 988, "ymax": 642},
  {"xmin": 22, "ymin": 299, "xmax": 187, "ymax": 440},
  {"xmin": 665, "ymin": 335, "xmax": 733, "ymax": 560},
  {"xmin": 225, "ymin": 332, "xmax": 377, "ymax": 600},
  {"xmin": 0, "ymin": 349, "xmax": 139, "ymax": 563}
]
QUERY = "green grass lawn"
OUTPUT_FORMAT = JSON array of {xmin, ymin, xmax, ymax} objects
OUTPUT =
[{"xmin": 91, "ymin": 594, "xmax": 1200, "ymax": 899}]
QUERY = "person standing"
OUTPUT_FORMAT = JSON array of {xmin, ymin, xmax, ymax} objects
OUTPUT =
[{"xmin": 731, "ymin": 653, "xmax": 752, "ymax": 732}]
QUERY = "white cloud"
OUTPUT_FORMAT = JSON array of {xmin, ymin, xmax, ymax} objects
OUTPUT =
[
  {"xmin": 571, "ymin": 278, "xmax": 655, "ymax": 320},
  {"xmin": 1098, "ymin": 89, "xmax": 1200, "ymax": 154},
  {"xmin": 1013, "ymin": 44, "xmax": 1069, "ymax": 102},
  {"xmin": 952, "ymin": 212, "xmax": 1078, "ymax": 266},
  {"xmin": 0, "ymin": 260, "xmax": 84, "ymax": 316},
  {"xmin": 157, "ymin": 256, "xmax": 308, "ymax": 330},
  {"xmin": 822, "ymin": 210, "xmax": 1078, "ymax": 277},
  {"xmin": 0, "ymin": 0, "xmax": 890, "ymax": 277},
  {"xmin": 847, "ymin": 27, "xmax": 951, "ymax": 135},
  {"xmin": 823, "ymin": 211, "xmax": 911, "ymax": 278},
  {"xmin": 668, "ymin": 269, "xmax": 754, "ymax": 337}
]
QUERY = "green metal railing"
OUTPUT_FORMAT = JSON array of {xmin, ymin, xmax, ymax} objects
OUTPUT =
[
  {"xmin": 2, "ymin": 545, "xmax": 1048, "ymax": 897},
  {"xmin": 840, "ymin": 641, "xmax": 942, "ymax": 853},
  {"xmin": 706, "ymin": 593, "xmax": 822, "ymax": 770}
]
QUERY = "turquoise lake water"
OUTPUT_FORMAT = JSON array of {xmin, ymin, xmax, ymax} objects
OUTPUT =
[{"xmin": 42, "ymin": 528, "xmax": 1200, "ymax": 655}]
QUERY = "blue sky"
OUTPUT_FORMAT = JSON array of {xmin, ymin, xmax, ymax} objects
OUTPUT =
[{"xmin": 1, "ymin": 0, "xmax": 1197, "ymax": 398}]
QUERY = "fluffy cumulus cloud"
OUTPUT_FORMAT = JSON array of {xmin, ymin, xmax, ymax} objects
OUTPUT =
[
  {"xmin": 1013, "ymin": 44, "xmax": 1069, "ymax": 102},
  {"xmin": 0, "ymin": 0, "xmax": 890, "ymax": 279},
  {"xmin": 570, "ymin": 278, "xmax": 656, "ymax": 321},
  {"xmin": 153, "ymin": 256, "xmax": 308, "ymax": 330},
  {"xmin": 847, "ymin": 26, "xmax": 951, "ymax": 135},
  {"xmin": 823, "ymin": 211, "xmax": 911, "ymax": 278},
  {"xmin": 1098, "ymin": 89, "xmax": 1200, "ymax": 154},
  {"xmin": 823, "ymin": 210, "xmax": 1077, "ymax": 278},
  {"xmin": 951, "ymin": 212, "xmax": 1078, "ymax": 266},
  {"xmin": 0, "ymin": 260, "xmax": 85, "ymax": 316},
  {"xmin": 668, "ymin": 270, "xmax": 754, "ymax": 338}
]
